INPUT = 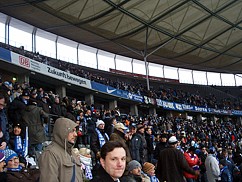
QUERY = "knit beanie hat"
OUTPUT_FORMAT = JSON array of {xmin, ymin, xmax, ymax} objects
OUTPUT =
[
  {"xmin": 96, "ymin": 119, "xmax": 105, "ymax": 127},
  {"xmin": 3, "ymin": 149, "xmax": 18, "ymax": 163},
  {"xmin": 143, "ymin": 162, "xmax": 155, "ymax": 174},
  {"xmin": 0, "ymin": 152, "xmax": 5, "ymax": 162},
  {"xmin": 127, "ymin": 160, "xmax": 141, "ymax": 172}
]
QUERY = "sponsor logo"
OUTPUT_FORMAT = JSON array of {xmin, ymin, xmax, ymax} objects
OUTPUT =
[
  {"xmin": 106, "ymin": 87, "xmax": 116, "ymax": 94},
  {"xmin": 19, "ymin": 56, "xmax": 30, "ymax": 68}
]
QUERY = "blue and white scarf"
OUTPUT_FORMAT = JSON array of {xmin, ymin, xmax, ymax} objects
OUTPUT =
[
  {"xmin": 7, "ymin": 165, "xmax": 22, "ymax": 172},
  {"xmin": 14, "ymin": 127, "xmax": 28, "ymax": 157},
  {"xmin": 80, "ymin": 155, "xmax": 93, "ymax": 180},
  {"xmin": 95, "ymin": 128, "xmax": 109, "ymax": 148},
  {"xmin": 150, "ymin": 175, "xmax": 159, "ymax": 182}
]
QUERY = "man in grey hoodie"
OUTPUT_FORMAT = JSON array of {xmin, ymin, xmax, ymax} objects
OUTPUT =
[{"xmin": 39, "ymin": 118, "xmax": 84, "ymax": 182}]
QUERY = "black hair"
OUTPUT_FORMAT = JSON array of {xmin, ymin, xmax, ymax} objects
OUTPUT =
[{"xmin": 100, "ymin": 141, "xmax": 126, "ymax": 160}]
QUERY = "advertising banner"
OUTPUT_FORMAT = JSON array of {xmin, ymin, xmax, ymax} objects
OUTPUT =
[
  {"xmin": 0, "ymin": 47, "xmax": 11, "ymax": 62},
  {"xmin": 10, "ymin": 52, "xmax": 91, "ymax": 88}
]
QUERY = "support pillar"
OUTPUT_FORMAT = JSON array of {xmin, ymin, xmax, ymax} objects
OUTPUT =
[
  {"xmin": 17, "ymin": 74, "xmax": 29, "ymax": 84},
  {"xmin": 130, "ymin": 104, "xmax": 138, "ymax": 116},
  {"xmin": 184, "ymin": 112, "xmax": 188, "ymax": 120},
  {"xmin": 196, "ymin": 114, "xmax": 202, "ymax": 122},
  {"xmin": 109, "ymin": 100, "xmax": 117, "ymax": 110},
  {"xmin": 55, "ymin": 85, "xmax": 66, "ymax": 99},
  {"xmin": 85, "ymin": 94, "xmax": 94, "ymax": 106},
  {"xmin": 166, "ymin": 111, "xmax": 173, "ymax": 118},
  {"xmin": 237, "ymin": 117, "xmax": 242, "ymax": 126},
  {"xmin": 149, "ymin": 107, "xmax": 156, "ymax": 116}
]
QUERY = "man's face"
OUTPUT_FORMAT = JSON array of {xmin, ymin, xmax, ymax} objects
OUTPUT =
[
  {"xmin": 161, "ymin": 137, "xmax": 167, "ymax": 142},
  {"xmin": 0, "ymin": 98, "xmax": 5, "ymax": 110},
  {"xmin": 100, "ymin": 147, "xmax": 126, "ymax": 180},
  {"xmin": 55, "ymin": 97, "xmax": 59, "ymax": 103},
  {"xmin": 138, "ymin": 128, "xmax": 145, "ymax": 134},
  {"xmin": 86, "ymin": 110, "xmax": 91, "ymax": 116},
  {"xmin": 67, "ymin": 128, "xmax": 77, "ymax": 144},
  {"xmin": 130, "ymin": 166, "xmax": 142, "ymax": 176}
]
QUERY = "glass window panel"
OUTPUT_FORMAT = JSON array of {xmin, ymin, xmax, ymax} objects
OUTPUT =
[
  {"xmin": 57, "ymin": 42, "xmax": 77, "ymax": 64},
  {"xmin": 0, "ymin": 13, "xmax": 7, "ymax": 42},
  {"xmin": 193, "ymin": 71, "xmax": 207, "ymax": 85},
  {"xmin": 221, "ymin": 73, "xmax": 235, "ymax": 86},
  {"xmin": 207, "ymin": 72, "xmax": 221, "ymax": 86},
  {"xmin": 148, "ymin": 63, "xmax": 163, "ymax": 77},
  {"xmin": 36, "ymin": 35, "xmax": 56, "ymax": 58},
  {"xmin": 235, "ymin": 74, "xmax": 242, "ymax": 86},
  {"xmin": 179, "ymin": 68, "xmax": 193, "ymax": 84},
  {"xmin": 164, "ymin": 66, "xmax": 178, "ymax": 80},
  {"xmin": 97, "ymin": 50, "xmax": 115, "ymax": 71},
  {"xmin": 0, "ymin": 22, "xmax": 4, "ymax": 43},
  {"xmin": 133, "ymin": 59, "xmax": 146, "ymax": 75},
  {"xmin": 78, "ymin": 44, "xmax": 97, "ymax": 69},
  {"xmin": 115, "ymin": 55, "xmax": 132, "ymax": 72},
  {"xmin": 9, "ymin": 26, "xmax": 32, "ymax": 51}
]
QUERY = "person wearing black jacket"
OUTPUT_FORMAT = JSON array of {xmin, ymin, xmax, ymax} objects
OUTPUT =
[
  {"xmin": 91, "ymin": 120, "xmax": 109, "ymax": 161},
  {"xmin": 91, "ymin": 141, "xmax": 126, "ymax": 182},
  {"xmin": 8, "ymin": 89, "xmax": 30, "ymax": 126},
  {"xmin": 156, "ymin": 136, "xmax": 199, "ymax": 182},
  {"xmin": 145, "ymin": 127, "xmax": 154, "ymax": 163},
  {"xmin": 154, "ymin": 133, "xmax": 168, "ymax": 160}
]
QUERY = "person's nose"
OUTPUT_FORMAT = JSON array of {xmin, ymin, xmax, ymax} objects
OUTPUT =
[{"xmin": 116, "ymin": 159, "xmax": 123, "ymax": 166}]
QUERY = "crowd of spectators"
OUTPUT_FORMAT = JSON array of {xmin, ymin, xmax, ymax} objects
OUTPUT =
[
  {"xmin": 1, "ymin": 42, "xmax": 242, "ymax": 111},
  {"xmin": 0, "ymin": 75, "xmax": 241, "ymax": 181}
]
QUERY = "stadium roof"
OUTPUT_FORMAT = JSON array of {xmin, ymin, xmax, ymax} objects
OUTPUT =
[{"xmin": 1, "ymin": 0, "xmax": 242, "ymax": 74}]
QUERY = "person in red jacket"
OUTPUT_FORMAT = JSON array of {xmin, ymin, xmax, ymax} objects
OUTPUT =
[{"xmin": 184, "ymin": 146, "xmax": 201, "ymax": 182}]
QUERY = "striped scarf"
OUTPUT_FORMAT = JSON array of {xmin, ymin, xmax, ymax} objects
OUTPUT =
[{"xmin": 95, "ymin": 128, "xmax": 109, "ymax": 148}]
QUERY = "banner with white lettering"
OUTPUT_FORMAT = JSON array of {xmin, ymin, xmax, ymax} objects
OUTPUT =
[{"xmin": 10, "ymin": 52, "xmax": 91, "ymax": 88}]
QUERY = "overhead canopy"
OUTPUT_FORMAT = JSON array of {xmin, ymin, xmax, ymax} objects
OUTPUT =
[{"xmin": 1, "ymin": 0, "xmax": 242, "ymax": 73}]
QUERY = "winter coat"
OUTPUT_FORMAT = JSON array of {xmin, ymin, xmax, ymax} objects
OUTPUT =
[
  {"xmin": 51, "ymin": 102, "xmax": 62, "ymax": 117},
  {"xmin": 156, "ymin": 146, "xmax": 196, "ymax": 182},
  {"xmin": 8, "ymin": 96, "xmax": 27, "ymax": 125},
  {"xmin": 130, "ymin": 132, "xmax": 147, "ymax": 164},
  {"xmin": 85, "ymin": 114, "xmax": 96, "ymax": 134},
  {"xmin": 154, "ymin": 141, "xmax": 167, "ymax": 160},
  {"xmin": 0, "ymin": 108, "xmax": 9, "ymax": 144},
  {"xmin": 21, "ymin": 105, "xmax": 48, "ymax": 145},
  {"xmin": 145, "ymin": 133, "xmax": 154, "ymax": 156},
  {"xmin": 220, "ymin": 166, "xmax": 232, "ymax": 182},
  {"xmin": 91, "ymin": 165, "xmax": 117, "ymax": 182},
  {"xmin": 120, "ymin": 173, "xmax": 142, "ymax": 182},
  {"xmin": 90, "ymin": 128, "xmax": 109, "ymax": 155},
  {"xmin": 110, "ymin": 129, "xmax": 132, "ymax": 163},
  {"xmin": 183, "ymin": 152, "xmax": 201, "ymax": 179},
  {"xmin": 39, "ymin": 118, "xmax": 84, "ymax": 182},
  {"xmin": 0, "ymin": 172, "xmax": 7, "ymax": 182},
  {"xmin": 205, "ymin": 154, "xmax": 220, "ymax": 182},
  {"xmin": 6, "ymin": 168, "xmax": 39, "ymax": 182}
]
